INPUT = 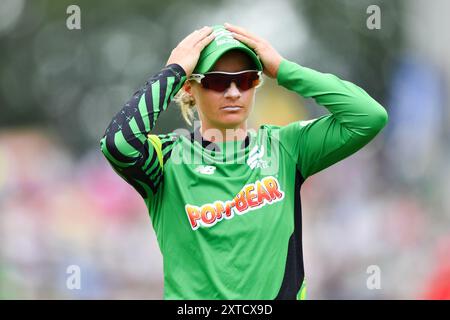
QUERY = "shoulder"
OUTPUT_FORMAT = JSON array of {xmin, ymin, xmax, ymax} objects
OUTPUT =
[
  {"xmin": 258, "ymin": 121, "xmax": 310, "ymax": 132},
  {"xmin": 147, "ymin": 132, "xmax": 182, "ymax": 146},
  {"xmin": 258, "ymin": 118, "xmax": 324, "ymax": 139},
  {"xmin": 256, "ymin": 122, "xmax": 302, "ymax": 141},
  {"xmin": 256, "ymin": 121, "xmax": 310, "ymax": 155},
  {"xmin": 146, "ymin": 132, "xmax": 185, "ymax": 168}
]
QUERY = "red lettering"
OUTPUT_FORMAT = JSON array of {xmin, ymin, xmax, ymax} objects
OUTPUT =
[
  {"xmin": 186, "ymin": 205, "xmax": 201, "ymax": 229},
  {"xmin": 245, "ymin": 185, "xmax": 259, "ymax": 207},
  {"xmin": 201, "ymin": 205, "xmax": 217, "ymax": 225},
  {"xmin": 256, "ymin": 180, "xmax": 272, "ymax": 203},
  {"xmin": 263, "ymin": 177, "xmax": 283, "ymax": 200},
  {"xmin": 234, "ymin": 191, "xmax": 248, "ymax": 212}
]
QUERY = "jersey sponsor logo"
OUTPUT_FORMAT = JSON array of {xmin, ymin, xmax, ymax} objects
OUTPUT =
[
  {"xmin": 185, "ymin": 176, "xmax": 284, "ymax": 230},
  {"xmin": 194, "ymin": 165, "xmax": 216, "ymax": 175},
  {"xmin": 247, "ymin": 145, "xmax": 268, "ymax": 170}
]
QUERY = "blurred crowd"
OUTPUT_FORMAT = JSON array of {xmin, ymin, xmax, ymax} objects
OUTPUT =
[
  {"xmin": 0, "ymin": 130, "xmax": 165, "ymax": 298},
  {"xmin": 1, "ymin": 0, "xmax": 450, "ymax": 299}
]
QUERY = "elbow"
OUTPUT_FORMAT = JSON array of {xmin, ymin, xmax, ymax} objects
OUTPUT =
[
  {"xmin": 370, "ymin": 103, "xmax": 389, "ymax": 132},
  {"xmin": 99, "ymin": 133, "xmax": 116, "ymax": 160},
  {"xmin": 351, "ymin": 102, "xmax": 388, "ymax": 137},
  {"xmin": 99, "ymin": 135, "xmax": 109, "ymax": 157},
  {"xmin": 99, "ymin": 134, "xmax": 121, "ymax": 165},
  {"xmin": 353, "ymin": 96, "xmax": 388, "ymax": 137}
]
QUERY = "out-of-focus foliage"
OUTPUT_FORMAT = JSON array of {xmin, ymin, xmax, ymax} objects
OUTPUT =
[
  {"xmin": 295, "ymin": 0, "xmax": 404, "ymax": 101},
  {"xmin": 1, "ymin": 0, "xmax": 450, "ymax": 299}
]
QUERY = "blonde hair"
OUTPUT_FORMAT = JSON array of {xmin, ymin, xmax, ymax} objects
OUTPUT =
[{"xmin": 173, "ymin": 86, "xmax": 197, "ymax": 126}]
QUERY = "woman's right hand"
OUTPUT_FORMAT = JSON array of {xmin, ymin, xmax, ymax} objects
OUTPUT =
[{"xmin": 166, "ymin": 26, "xmax": 216, "ymax": 78}]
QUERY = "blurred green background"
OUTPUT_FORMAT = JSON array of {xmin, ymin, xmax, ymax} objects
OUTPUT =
[{"xmin": 1, "ymin": 0, "xmax": 449, "ymax": 299}]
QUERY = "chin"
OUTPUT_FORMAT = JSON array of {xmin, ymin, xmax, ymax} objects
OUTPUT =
[{"xmin": 218, "ymin": 115, "xmax": 247, "ymax": 128}]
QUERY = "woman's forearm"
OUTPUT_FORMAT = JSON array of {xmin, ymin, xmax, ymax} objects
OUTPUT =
[
  {"xmin": 277, "ymin": 59, "xmax": 388, "ymax": 179},
  {"xmin": 100, "ymin": 64, "xmax": 186, "ymax": 168},
  {"xmin": 277, "ymin": 59, "xmax": 388, "ymax": 136}
]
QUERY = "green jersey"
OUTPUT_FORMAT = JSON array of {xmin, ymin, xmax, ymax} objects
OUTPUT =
[{"xmin": 100, "ymin": 59, "xmax": 388, "ymax": 299}]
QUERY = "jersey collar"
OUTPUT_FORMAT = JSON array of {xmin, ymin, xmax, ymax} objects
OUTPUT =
[{"xmin": 189, "ymin": 126, "xmax": 250, "ymax": 152}]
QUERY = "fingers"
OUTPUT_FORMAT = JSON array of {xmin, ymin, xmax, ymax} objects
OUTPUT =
[
  {"xmin": 224, "ymin": 23, "xmax": 259, "ymax": 42},
  {"xmin": 193, "ymin": 26, "xmax": 213, "ymax": 39},
  {"xmin": 230, "ymin": 32, "xmax": 258, "ymax": 50},
  {"xmin": 182, "ymin": 26, "xmax": 213, "ymax": 46},
  {"xmin": 193, "ymin": 26, "xmax": 214, "ymax": 46},
  {"xmin": 196, "ymin": 32, "xmax": 216, "ymax": 50}
]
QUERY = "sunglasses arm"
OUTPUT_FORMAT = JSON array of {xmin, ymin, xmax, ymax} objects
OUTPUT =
[{"xmin": 187, "ymin": 74, "xmax": 205, "ymax": 84}]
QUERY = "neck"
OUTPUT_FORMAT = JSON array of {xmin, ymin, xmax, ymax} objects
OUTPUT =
[{"xmin": 200, "ymin": 122, "xmax": 248, "ymax": 142}]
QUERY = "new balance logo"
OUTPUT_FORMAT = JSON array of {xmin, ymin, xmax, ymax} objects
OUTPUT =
[
  {"xmin": 195, "ymin": 165, "xmax": 216, "ymax": 175},
  {"xmin": 247, "ymin": 145, "xmax": 268, "ymax": 170}
]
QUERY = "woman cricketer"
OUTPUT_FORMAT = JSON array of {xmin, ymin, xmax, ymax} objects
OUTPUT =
[{"xmin": 100, "ymin": 24, "xmax": 388, "ymax": 299}]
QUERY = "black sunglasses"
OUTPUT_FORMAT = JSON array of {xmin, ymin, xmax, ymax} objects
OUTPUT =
[{"xmin": 188, "ymin": 70, "xmax": 263, "ymax": 92}]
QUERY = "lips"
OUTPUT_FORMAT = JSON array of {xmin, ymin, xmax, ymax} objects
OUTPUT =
[{"xmin": 221, "ymin": 105, "xmax": 243, "ymax": 110}]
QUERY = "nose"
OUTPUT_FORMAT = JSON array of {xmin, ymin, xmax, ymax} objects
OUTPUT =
[{"xmin": 224, "ymin": 82, "xmax": 241, "ymax": 99}]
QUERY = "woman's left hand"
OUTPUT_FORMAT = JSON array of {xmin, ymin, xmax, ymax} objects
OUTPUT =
[{"xmin": 224, "ymin": 22, "xmax": 284, "ymax": 79}]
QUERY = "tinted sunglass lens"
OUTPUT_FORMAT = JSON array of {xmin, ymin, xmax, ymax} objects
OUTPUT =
[
  {"xmin": 201, "ymin": 71, "xmax": 260, "ymax": 92},
  {"xmin": 236, "ymin": 72, "xmax": 259, "ymax": 90},
  {"xmin": 201, "ymin": 76, "xmax": 229, "ymax": 91}
]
